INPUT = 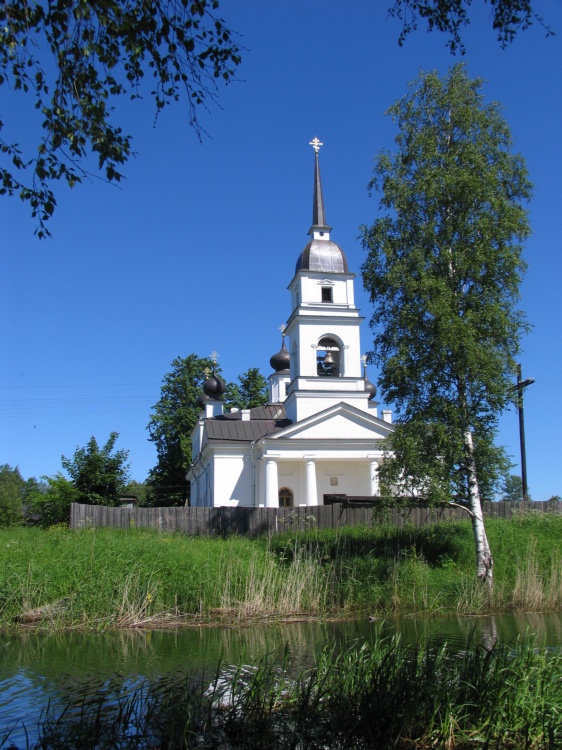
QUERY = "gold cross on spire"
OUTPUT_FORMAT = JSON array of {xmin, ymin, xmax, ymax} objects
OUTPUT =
[
  {"xmin": 209, "ymin": 350, "xmax": 219, "ymax": 364},
  {"xmin": 309, "ymin": 136, "xmax": 323, "ymax": 153}
]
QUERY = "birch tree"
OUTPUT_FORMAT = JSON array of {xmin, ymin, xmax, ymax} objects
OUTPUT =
[{"xmin": 361, "ymin": 64, "xmax": 532, "ymax": 586}]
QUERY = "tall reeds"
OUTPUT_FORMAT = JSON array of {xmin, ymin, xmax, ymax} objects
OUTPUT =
[
  {"xmin": 512, "ymin": 539, "xmax": 562, "ymax": 611},
  {"xmin": 9, "ymin": 634, "xmax": 561, "ymax": 749},
  {"xmin": 219, "ymin": 544, "xmax": 330, "ymax": 617}
]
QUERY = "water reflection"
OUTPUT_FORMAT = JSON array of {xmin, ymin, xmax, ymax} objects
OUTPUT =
[{"xmin": 1, "ymin": 612, "xmax": 561, "ymax": 748}]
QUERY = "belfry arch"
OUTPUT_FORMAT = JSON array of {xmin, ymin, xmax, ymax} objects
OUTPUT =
[{"xmin": 316, "ymin": 336, "xmax": 342, "ymax": 377}]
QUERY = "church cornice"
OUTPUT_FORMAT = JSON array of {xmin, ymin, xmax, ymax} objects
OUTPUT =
[
  {"xmin": 287, "ymin": 270, "xmax": 356, "ymax": 290},
  {"xmin": 284, "ymin": 310, "xmax": 365, "ymax": 331}
]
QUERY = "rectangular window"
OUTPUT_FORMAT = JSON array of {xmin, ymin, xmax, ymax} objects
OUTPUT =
[{"xmin": 321, "ymin": 287, "xmax": 333, "ymax": 302}]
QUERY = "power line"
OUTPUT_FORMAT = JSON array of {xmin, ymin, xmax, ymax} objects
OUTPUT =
[{"xmin": 0, "ymin": 382, "xmax": 161, "ymax": 390}]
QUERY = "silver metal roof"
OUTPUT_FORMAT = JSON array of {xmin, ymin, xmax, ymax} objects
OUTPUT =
[{"xmin": 295, "ymin": 239, "xmax": 349, "ymax": 274}]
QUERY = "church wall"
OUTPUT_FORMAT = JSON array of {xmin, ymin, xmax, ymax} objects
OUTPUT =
[
  {"xmin": 345, "ymin": 278, "xmax": 355, "ymax": 306},
  {"xmin": 315, "ymin": 460, "xmax": 370, "ymax": 499},
  {"xmin": 212, "ymin": 451, "xmax": 254, "ymax": 507},
  {"xmin": 277, "ymin": 461, "xmax": 301, "ymax": 505},
  {"xmin": 199, "ymin": 461, "xmax": 214, "ymax": 507},
  {"xmin": 268, "ymin": 372, "xmax": 291, "ymax": 404},
  {"xmin": 290, "ymin": 273, "xmax": 355, "ymax": 307},
  {"xmin": 256, "ymin": 457, "xmax": 264, "ymax": 506},
  {"xmin": 191, "ymin": 420, "xmax": 202, "ymax": 460},
  {"xmin": 193, "ymin": 458, "xmax": 213, "ymax": 507}
]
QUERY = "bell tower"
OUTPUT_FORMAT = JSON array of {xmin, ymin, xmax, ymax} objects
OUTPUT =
[{"xmin": 283, "ymin": 138, "xmax": 375, "ymax": 423}]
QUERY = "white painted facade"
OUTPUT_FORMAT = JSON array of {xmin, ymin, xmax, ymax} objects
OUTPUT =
[{"xmin": 187, "ymin": 145, "xmax": 393, "ymax": 508}]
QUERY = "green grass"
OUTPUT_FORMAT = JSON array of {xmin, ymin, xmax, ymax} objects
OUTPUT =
[
  {"xmin": 272, "ymin": 511, "xmax": 562, "ymax": 615},
  {"xmin": 0, "ymin": 512, "xmax": 561, "ymax": 630},
  {"xmin": 6, "ymin": 633, "xmax": 562, "ymax": 748},
  {"xmin": 0, "ymin": 526, "xmax": 328, "ymax": 628}
]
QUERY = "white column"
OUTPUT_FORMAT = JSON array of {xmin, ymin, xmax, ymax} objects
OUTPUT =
[
  {"xmin": 370, "ymin": 460, "xmax": 380, "ymax": 497},
  {"xmin": 305, "ymin": 459, "xmax": 318, "ymax": 506},
  {"xmin": 342, "ymin": 345, "xmax": 349, "ymax": 376},
  {"xmin": 265, "ymin": 459, "xmax": 279, "ymax": 508}
]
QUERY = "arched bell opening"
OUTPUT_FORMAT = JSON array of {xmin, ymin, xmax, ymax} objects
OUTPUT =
[
  {"xmin": 316, "ymin": 336, "xmax": 341, "ymax": 377},
  {"xmin": 279, "ymin": 487, "xmax": 294, "ymax": 508}
]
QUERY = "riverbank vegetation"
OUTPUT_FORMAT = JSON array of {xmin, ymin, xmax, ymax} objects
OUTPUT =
[
  {"xmin": 4, "ymin": 634, "xmax": 561, "ymax": 749},
  {"xmin": 0, "ymin": 512, "xmax": 561, "ymax": 631}
]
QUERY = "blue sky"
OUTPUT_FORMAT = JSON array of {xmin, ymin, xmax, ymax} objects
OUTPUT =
[{"xmin": 2, "ymin": 0, "xmax": 561, "ymax": 499}]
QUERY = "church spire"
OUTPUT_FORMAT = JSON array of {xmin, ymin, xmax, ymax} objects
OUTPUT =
[{"xmin": 308, "ymin": 137, "xmax": 332, "ymax": 237}]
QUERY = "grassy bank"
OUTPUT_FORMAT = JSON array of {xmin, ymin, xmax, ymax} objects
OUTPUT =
[
  {"xmin": 4, "ymin": 635, "xmax": 561, "ymax": 748},
  {"xmin": 0, "ymin": 512, "xmax": 561, "ymax": 630}
]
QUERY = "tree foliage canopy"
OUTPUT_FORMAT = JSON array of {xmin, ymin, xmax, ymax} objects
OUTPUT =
[
  {"xmin": 0, "ymin": 464, "xmax": 46, "ymax": 526},
  {"xmin": 61, "ymin": 431, "xmax": 130, "ymax": 505},
  {"xmin": 147, "ymin": 353, "xmax": 216, "ymax": 505},
  {"xmin": 361, "ymin": 65, "xmax": 531, "ymax": 580},
  {"xmin": 29, "ymin": 473, "xmax": 79, "ymax": 526},
  {"xmin": 0, "ymin": 0, "xmax": 241, "ymax": 235},
  {"xmin": 0, "ymin": 464, "xmax": 26, "ymax": 526},
  {"xmin": 501, "ymin": 473, "xmax": 531, "ymax": 502},
  {"xmin": 390, "ymin": 0, "xmax": 552, "ymax": 53},
  {"xmin": 224, "ymin": 368, "xmax": 268, "ymax": 411}
]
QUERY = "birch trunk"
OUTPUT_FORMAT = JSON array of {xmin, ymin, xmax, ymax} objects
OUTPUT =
[{"xmin": 464, "ymin": 427, "xmax": 493, "ymax": 587}]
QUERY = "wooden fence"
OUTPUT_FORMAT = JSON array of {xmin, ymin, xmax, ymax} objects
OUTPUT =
[{"xmin": 70, "ymin": 499, "xmax": 562, "ymax": 538}]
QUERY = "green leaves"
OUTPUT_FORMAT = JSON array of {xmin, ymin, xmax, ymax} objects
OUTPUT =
[
  {"xmin": 0, "ymin": 0, "xmax": 241, "ymax": 235},
  {"xmin": 501, "ymin": 473, "xmax": 531, "ymax": 502},
  {"xmin": 147, "ymin": 354, "xmax": 216, "ymax": 505},
  {"xmin": 0, "ymin": 464, "xmax": 26, "ymax": 527},
  {"xmin": 389, "ymin": 0, "xmax": 553, "ymax": 53},
  {"xmin": 30, "ymin": 473, "xmax": 79, "ymax": 527},
  {"xmin": 362, "ymin": 64, "xmax": 531, "ymax": 504},
  {"xmin": 224, "ymin": 368, "xmax": 268, "ymax": 411},
  {"xmin": 61, "ymin": 431, "xmax": 130, "ymax": 506}
]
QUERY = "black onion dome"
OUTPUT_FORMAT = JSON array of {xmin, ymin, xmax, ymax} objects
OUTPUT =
[
  {"xmin": 270, "ymin": 341, "xmax": 290, "ymax": 373},
  {"xmin": 295, "ymin": 239, "xmax": 349, "ymax": 274},
  {"xmin": 364, "ymin": 378, "xmax": 377, "ymax": 402},
  {"xmin": 203, "ymin": 369, "xmax": 226, "ymax": 400}
]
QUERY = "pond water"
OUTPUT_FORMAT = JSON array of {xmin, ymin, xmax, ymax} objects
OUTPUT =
[{"xmin": 1, "ymin": 612, "xmax": 561, "ymax": 748}]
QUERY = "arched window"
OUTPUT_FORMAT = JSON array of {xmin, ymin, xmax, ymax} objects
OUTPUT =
[
  {"xmin": 316, "ymin": 337, "xmax": 341, "ymax": 377},
  {"xmin": 279, "ymin": 487, "xmax": 294, "ymax": 508}
]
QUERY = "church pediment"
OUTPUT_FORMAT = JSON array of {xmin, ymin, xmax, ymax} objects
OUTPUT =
[{"xmin": 266, "ymin": 402, "xmax": 393, "ymax": 443}]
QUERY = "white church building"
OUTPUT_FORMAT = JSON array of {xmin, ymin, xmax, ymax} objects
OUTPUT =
[{"xmin": 187, "ymin": 139, "xmax": 394, "ymax": 508}]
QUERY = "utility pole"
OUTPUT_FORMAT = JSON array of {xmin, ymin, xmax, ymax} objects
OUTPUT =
[{"xmin": 513, "ymin": 364, "xmax": 535, "ymax": 502}]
